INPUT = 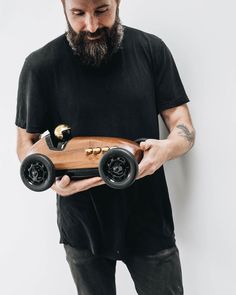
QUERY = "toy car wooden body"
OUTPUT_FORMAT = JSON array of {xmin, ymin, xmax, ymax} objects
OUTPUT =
[{"xmin": 20, "ymin": 126, "xmax": 146, "ymax": 192}]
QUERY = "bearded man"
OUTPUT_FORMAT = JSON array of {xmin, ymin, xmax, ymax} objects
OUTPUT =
[{"xmin": 15, "ymin": 0, "xmax": 195, "ymax": 294}]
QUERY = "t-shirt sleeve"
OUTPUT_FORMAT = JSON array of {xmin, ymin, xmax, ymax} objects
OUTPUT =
[
  {"xmin": 15, "ymin": 57, "xmax": 48, "ymax": 133},
  {"xmin": 153, "ymin": 39, "xmax": 190, "ymax": 114}
]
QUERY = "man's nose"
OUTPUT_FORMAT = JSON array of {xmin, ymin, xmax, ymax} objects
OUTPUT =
[{"xmin": 84, "ymin": 15, "xmax": 99, "ymax": 33}]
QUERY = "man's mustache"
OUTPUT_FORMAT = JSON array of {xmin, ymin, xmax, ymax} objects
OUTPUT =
[{"xmin": 78, "ymin": 28, "xmax": 109, "ymax": 39}]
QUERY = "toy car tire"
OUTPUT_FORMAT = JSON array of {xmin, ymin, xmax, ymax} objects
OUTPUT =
[
  {"xmin": 98, "ymin": 148, "xmax": 138, "ymax": 189},
  {"xmin": 20, "ymin": 154, "xmax": 55, "ymax": 192}
]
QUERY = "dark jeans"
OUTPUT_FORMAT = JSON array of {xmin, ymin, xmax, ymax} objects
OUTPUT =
[{"xmin": 63, "ymin": 244, "xmax": 184, "ymax": 295}]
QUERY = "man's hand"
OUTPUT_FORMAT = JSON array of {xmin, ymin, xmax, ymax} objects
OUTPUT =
[
  {"xmin": 51, "ymin": 175, "xmax": 105, "ymax": 197},
  {"xmin": 137, "ymin": 139, "xmax": 170, "ymax": 180}
]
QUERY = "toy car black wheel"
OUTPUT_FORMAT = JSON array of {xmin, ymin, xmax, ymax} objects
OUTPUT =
[
  {"xmin": 20, "ymin": 154, "xmax": 55, "ymax": 192},
  {"xmin": 98, "ymin": 148, "xmax": 138, "ymax": 189}
]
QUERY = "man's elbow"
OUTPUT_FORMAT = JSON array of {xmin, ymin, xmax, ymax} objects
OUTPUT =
[
  {"xmin": 16, "ymin": 144, "xmax": 29, "ymax": 162},
  {"xmin": 16, "ymin": 128, "xmax": 41, "ymax": 162}
]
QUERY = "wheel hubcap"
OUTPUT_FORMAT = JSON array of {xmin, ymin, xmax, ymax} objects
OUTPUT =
[
  {"xmin": 104, "ymin": 156, "xmax": 130, "ymax": 182},
  {"xmin": 25, "ymin": 162, "xmax": 48, "ymax": 185}
]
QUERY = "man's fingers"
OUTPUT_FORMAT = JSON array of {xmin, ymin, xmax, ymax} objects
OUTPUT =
[
  {"xmin": 51, "ymin": 176, "xmax": 105, "ymax": 196},
  {"xmin": 137, "ymin": 158, "xmax": 153, "ymax": 179},
  {"xmin": 57, "ymin": 175, "xmax": 71, "ymax": 189},
  {"xmin": 75, "ymin": 177, "xmax": 105, "ymax": 190},
  {"xmin": 138, "ymin": 158, "xmax": 149, "ymax": 174}
]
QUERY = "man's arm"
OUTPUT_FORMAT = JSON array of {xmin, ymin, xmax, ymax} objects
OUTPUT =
[
  {"xmin": 16, "ymin": 127, "xmax": 41, "ymax": 162},
  {"xmin": 137, "ymin": 103, "xmax": 196, "ymax": 179},
  {"xmin": 160, "ymin": 103, "xmax": 196, "ymax": 160}
]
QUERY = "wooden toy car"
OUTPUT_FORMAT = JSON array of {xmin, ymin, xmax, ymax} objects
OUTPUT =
[{"xmin": 20, "ymin": 124, "xmax": 147, "ymax": 192}]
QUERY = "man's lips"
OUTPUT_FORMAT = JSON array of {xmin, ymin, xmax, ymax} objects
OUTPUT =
[{"xmin": 87, "ymin": 35, "xmax": 102, "ymax": 40}]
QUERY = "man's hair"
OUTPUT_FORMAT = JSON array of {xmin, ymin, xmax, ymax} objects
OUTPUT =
[{"xmin": 61, "ymin": 0, "xmax": 120, "ymax": 4}]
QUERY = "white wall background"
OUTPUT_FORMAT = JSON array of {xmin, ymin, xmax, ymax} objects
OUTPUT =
[{"xmin": 0, "ymin": 0, "xmax": 235, "ymax": 294}]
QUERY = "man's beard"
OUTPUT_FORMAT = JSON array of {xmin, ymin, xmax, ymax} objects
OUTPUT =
[{"xmin": 66, "ymin": 13, "xmax": 124, "ymax": 67}]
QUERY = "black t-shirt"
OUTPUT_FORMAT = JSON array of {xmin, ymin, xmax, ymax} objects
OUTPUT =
[{"xmin": 15, "ymin": 26, "xmax": 189, "ymax": 260}]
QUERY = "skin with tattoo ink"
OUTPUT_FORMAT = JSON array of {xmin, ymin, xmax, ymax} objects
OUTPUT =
[{"xmin": 177, "ymin": 124, "xmax": 196, "ymax": 147}]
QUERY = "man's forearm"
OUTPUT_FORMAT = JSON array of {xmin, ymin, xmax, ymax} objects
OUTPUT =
[
  {"xmin": 165, "ymin": 123, "xmax": 196, "ymax": 161},
  {"xmin": 17, "ymin": 139, "xmax": 35, "ymax": 162},
  {"xmin": 16, "ymin": 128, "xmax": 41, "ymax": 162}
]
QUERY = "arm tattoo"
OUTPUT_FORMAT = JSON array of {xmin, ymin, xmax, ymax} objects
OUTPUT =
[{"xmin": 177, "ymin": 124, "xmax": 195, "ymax": 147}]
